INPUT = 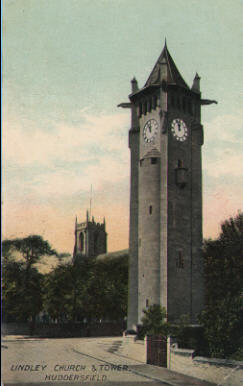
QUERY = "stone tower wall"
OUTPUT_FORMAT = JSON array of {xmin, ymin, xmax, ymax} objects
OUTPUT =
[{"xmin": 138, "ymin": 156, "xmax": 161, "ymax": 322}]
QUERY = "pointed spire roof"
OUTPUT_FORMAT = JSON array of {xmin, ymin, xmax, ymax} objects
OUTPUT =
[{"xmin": 144, "ymin": 41, "xmax": 189, "ymax": 89}]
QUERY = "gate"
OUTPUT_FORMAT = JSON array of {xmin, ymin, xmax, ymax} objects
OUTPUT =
[{"xmin": 146, "ymin": 335, "xmax": 167, "ymax": 367}]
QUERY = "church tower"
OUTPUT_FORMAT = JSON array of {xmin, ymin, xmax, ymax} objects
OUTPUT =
[
  {"xmin": 73, "ymin": 211, "xmax": 107, "ymax": 262},
  {"xmin": 121, "ymin": 42, "xmax": 216, "ymax": 330}
]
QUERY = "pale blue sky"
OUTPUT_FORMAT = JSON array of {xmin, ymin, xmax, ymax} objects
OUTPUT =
[{"xmin": 3, "ymin": 0, "xmax": 243, "ymax": 252}]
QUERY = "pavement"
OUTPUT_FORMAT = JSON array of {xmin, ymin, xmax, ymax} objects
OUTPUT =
[
  {"xmin": 124, "ymin": 364, "xmax": 216, "ymax": 386},
  {"xmin": 2, "ymin": 335, "xmax": 216, "ymax": 385}
]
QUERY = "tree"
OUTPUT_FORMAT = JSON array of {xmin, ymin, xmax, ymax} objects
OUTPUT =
[
  {"xmin": 43, "ymin": 259, "xmax": 94, "ymax": 322},
  {"xmin": 7, "ymin": 235, "xmax": 57, "ymax": 269},
  {"xmin": 43, "ymin": 254, "xmax": 128, "ymax": 323},
  {"xmin": 199, "ymin": 212, "xmax": 243, "ymax": 359},
  {"xmin": 2, "ymin": 236, "xmax": 57, "ymax": 333},
  {"xmin": 140, "ymin": 304, "xmax": 171, "ymax": 337}
]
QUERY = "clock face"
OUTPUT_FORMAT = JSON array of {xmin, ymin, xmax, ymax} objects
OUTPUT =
[
  {"xmin": 143, "ymin": 119, "xmax": 159, "ymax": 143},
  {"xmin": 171, "ymin": 119, "xmax": 188, "ymax": 142}
]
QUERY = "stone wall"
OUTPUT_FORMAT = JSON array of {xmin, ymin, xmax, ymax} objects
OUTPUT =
[
  {"xmin": 2, "ymin": 322, "xmax": 124, "ymax": 338},
  {"xmin": 169, "ymin": 343, "xmax": 243, "ymax": 386}
]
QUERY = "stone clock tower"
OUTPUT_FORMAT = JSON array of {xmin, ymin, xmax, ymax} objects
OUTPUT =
[{"xmin": 120, "ymin": 41, "xmax": 217, "ymax": 330}]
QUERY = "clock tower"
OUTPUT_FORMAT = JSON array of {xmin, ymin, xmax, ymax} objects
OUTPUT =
[{"xmin": 121, "ymin": 41, "xmax": 216, "ymax": 330}]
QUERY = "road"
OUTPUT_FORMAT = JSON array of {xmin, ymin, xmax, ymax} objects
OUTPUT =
[{"xmin": 2, "ymin": 336, "xmax": 168, "ymax": 385}]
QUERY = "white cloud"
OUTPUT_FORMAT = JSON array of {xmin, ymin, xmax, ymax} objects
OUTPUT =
[
  {"xmin": 204, "ymin": 112, "xmax": 243, "ymax": 144},
  {"xmin": 203, "ymin": 111, "xmax": 243, "ymax": 178},
  {"xmin": 204, "ymin": 148, "xmax": 243, "ymax": 178},
  {"xmin": 3, "ymin": 110, "xmax": 130, "ymax": 199},
  {"xmin": 3, "ymin": 110, "xmax": 130, "ymax": 167}
]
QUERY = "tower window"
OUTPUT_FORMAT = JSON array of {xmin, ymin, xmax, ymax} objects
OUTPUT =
[
  {"xmin": 149, "ymin": 205, "xmax": 153, "ymax": 215},
  {"xmin": 153, "ymin": 95, "xmax": 157, "ymax": 109},
  {"xmin": 148, "ymin": 98, "xmax": 152, "ymax": 112},
  {"xmin": 151, "ymin": 157, "xmax": 157, "ymax": 164},
  {"xmin": 139, "ymin": 103, "xmax": 143, "ymax": 117},
  {"xmin": 79, "ymin": 233, "xmax": 84, "ymax": 251},
  {"xmin": 176, "ymin": 251, "xmax": 184, "ymax": 269},
  {"xmin": 146, "ymin": 299, "xmax": 149, "ymax": 308},
  {"xmin": 177, "ymin": 159, "xmax": 183, "ymax": 168},
  {"xmin": 143, "ymin": 101, "xmax": 147, "ymax": 115}
]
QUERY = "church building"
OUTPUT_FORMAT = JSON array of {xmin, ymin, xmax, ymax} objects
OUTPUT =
[
  {"xmin": 120, "ymin": 41, "xmax": 216, "ymax": 330},
  {"xmin": 73, "ymin": 211, "xmax": 107, "ymax": 262}
]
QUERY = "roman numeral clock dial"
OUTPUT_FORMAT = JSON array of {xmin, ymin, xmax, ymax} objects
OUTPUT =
[
  {"xmin": 143, "ymin": 119, "xmax": 159, "ymax": 143},
  {"xmin": 171, "ymin": 119, "xmax": 188, "ymax": 142}
]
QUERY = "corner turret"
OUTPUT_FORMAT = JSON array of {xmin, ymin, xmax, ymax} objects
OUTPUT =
[{"xmin": 191, "ymin": 73, "xmax": 201, "ymax": 93}]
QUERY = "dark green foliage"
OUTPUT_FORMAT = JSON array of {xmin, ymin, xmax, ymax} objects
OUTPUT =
[
  {"xmin": 140, "ymin": 304, "xmax": 172, "ymax": 338},
  {"xmin": 2, "ymin": 257, "xmax": 43, "ymax": 326},
  {"xmin": 2, "ymin": 236, "xmax": 56, "ymax": 332},
  {"xmin": 199, "ymin": 212, "xmax": 243, "ymax": 359},
  {"xmin": 43, "ymin": 255, "xmax": 128, "ymax": 322},
  {"xmin": 43, "ymin": 259, "xmax": 95, "ymax": 322}
]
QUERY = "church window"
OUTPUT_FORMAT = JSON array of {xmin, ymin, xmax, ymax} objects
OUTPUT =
[
  {"xmin": 79, "ymin": 233, "xmax": 84, "ymax": 251},
  {"xmin": 153, "ymin": 95, "xmax": 157, "ymax": 109},
  {"xmin": 94, "ymin": 231, "xmax": 99, "ymax": 256},
  {"xmin": 149, "ymin": 205, "xmax": 153, "ymax": 215},
  {"xmin": 151, "ymin": 157, "xmax": 157, "ymax": 164},
  {"xmin": 177, "ymin": 159, "xmax": 183, "ymax": 168},
  {"xmin": 176, "ymin": 251, "xmax": 184, "ymax": 268},
  {"xmin": 139, "ymin": 103, "xmax": 143, "ymax": 117},
  {"xmin": 146, "ymin": 299, "xmax": 149, "ymax": 308},
  {"xmin": 148, "ymin": 98, "xmax": 152, "ymax": 112},
  {"xmin": 143, "ymin": 101, "xmax": 147, "ymax": 115}
]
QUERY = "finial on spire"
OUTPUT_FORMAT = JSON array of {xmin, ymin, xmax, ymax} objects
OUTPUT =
[
  {"xmin": 86, "ymin": 209, "xmax": 89, "ymax": 223},
  {"xmin": 131, "ymin": 77, "xmax": 138, "ymax": 93},
  {"xmin": 192, "ymin": 72, "xmax": 201, "ymax": 93},
  {"xmin": 164, "ymin": 37, "xmax": 167, "ymax": 48}
]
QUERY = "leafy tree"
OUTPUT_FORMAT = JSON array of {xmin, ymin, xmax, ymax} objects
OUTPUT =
[
  {"xmin": 140, "ymin": 304, "xmax": 171, "ymax": 337},
  {"xmin": 43, "ymin": 254, "xmax": 128, "ymax": 323},
  {"xmin": 199, "ymin": 212, "xmax": 243, "ymax": 358},
  {"xmin": 6, "ymin": 235, "xmax": 57, "ymax": 269},
  {"xmin": 2, "ymin": 235, "xmax": 56, "ymax": 333},
  {"xmin": 89, "ymin": 255, "xmax": 128, "ymax": 321}
]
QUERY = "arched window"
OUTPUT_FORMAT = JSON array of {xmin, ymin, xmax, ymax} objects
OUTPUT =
[
  {"xmin": 143, "ymin": 101, "xmax": 147, "ymax": 115},
  {"xmin": 176, "ymin": 251, "xmax": 184, "ymax": 268},
  {"xmin": 153, "ymin": 95, "xmax": 157, "ymax": 109},
  {"xmin": 79, "ymin": 233, "xmax": 84, "ymax": 251},
  {"xmin": 148, "ymin": 98, "xmax": 152, "ymax": 112},
  {"xmin": 94, "ymin": 231, "xmax": 99, "ymax": 256}
]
